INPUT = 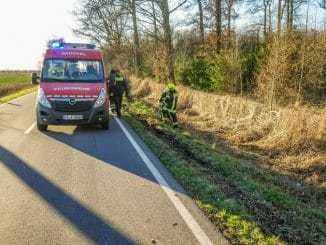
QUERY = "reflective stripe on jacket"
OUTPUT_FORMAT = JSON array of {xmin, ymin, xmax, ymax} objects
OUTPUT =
[
  {"xmin": 163, "ymin": 90, "xmax": 178, "ymax": 113},
  {"xmin": 108, "ymin": 75, "xmax": 129, "ymax": 97}
]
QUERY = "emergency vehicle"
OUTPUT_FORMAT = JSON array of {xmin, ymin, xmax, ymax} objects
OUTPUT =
[{"xmin": 34, "ymin": 41, "xmax": 109, "ymax": 131}]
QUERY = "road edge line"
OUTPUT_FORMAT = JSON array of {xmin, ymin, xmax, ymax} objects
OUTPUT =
[
  {"xmin": 114, "ymin": 116, "xmax": 213, "ymax": 245},
  {"xmin": 24, "ymin": 122, "xmax": 36, "ymax": 134},
  {"xmin": 0, "ymin": 91, "xmax": 37, "ymax": 107}
]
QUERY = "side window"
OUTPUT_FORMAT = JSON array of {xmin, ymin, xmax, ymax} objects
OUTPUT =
[{"xmin": 43, "ymin": 62, "xmax": 50, "ymax": 78}]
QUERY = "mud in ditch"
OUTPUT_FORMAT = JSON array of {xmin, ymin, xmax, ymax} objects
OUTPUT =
[{"xmin": 128, "ymin": 111, "xmax": 325, "ymax": 245}]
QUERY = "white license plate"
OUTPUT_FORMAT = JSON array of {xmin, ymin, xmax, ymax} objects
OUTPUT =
[{"xmin": 62, "ymin": 115, "xmax": 83, "ymax": 120}]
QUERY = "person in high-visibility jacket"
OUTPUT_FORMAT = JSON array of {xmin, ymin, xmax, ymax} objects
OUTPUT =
[
  {"xmin": 108, "ymin": 69, "xmax": 129, "ymax": 118},
  {"xmin": 159, "ymin": 82, "xmax": 178, "ymax": 128}
]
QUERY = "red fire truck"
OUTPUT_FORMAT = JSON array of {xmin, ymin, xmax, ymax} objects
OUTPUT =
[{"xmin": 33, "ymin": 41, "xmax": 109, "ymax": 131}]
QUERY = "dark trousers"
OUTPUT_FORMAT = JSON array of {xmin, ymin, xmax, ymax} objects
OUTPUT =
[
  {"xmin": 112, "ymin": 94, "xmax": 123, "ymax": 117},
  {"xmin": 160, "ymin": 109, "xmax": 178, "ymax": 128}
]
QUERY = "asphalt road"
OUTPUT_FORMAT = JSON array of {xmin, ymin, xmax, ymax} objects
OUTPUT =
[{"xmin": 0, "ymin": 92, "xmax": 228, "ymax": 245}]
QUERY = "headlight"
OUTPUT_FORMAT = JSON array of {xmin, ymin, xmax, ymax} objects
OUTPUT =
[
  {"xmin": 38, "ymin": 87, "xmax": 52, "ymax": 108},
  {"xmin": 94, "ymin": 88, "xmax": 106, "ymax": 108}
]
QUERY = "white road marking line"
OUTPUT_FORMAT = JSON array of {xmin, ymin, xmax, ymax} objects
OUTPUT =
[
  {"xmin": 0, "ymin": 91, "xmax": 37, "ymax": 107},
  {"xmin": 24, "ymin": 122, "xmax": 36, "ymax": 134},
  {"xmin": 114, "ymin": 116, "xmax": 213, "ymax": 245}
]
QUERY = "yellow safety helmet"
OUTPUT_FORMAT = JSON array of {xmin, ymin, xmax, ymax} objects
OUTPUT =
[{"xmin": 166, "ymin": 82, "xmax": 176, "ymax": 91}]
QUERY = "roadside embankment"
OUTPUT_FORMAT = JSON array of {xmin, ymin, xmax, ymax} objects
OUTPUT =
[{"xmin": 129, "ymin": 76, "xmax": 325, "ymax": 197}]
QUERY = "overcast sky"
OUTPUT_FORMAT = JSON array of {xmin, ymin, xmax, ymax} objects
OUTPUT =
[{"xmin": 0, "ymin": 0, "xmax": 87, "ymax": 70}]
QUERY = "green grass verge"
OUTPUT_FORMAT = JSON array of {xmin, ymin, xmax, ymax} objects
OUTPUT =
[
  {"xmin": 0, "ymin": 86, "xmax": 38, "ymax": 103},
  {"xmin": 0, "ymin": 72, "xmax": 31, "ymax": 86},
  {"xmin": 123, "ymin": 100, "xmax": 325, "ymax": 244},
  {"xmin": 123, "ymin": 102, "xmax": 284, "ymax": 244}
]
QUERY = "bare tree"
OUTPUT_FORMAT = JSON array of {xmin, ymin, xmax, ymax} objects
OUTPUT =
[
  {"xmin": 197, "ymin": 0, "xmax": 205, "ymax": 45},
  {"xmin": 265, "ymin": 0, "xmax": 273, "ymax": 37},
  {"xmin": 246, "ymin": 0, "xmax": 273, "ymax": 39},
  {"xmin": 124, "ymin": 0, "xmax": 141, "ymax": 75},
  {"xmin": 73, "ymin": 0, "xmax": 129, "ymax": 53},
  {"xmin": 215, "ymin": 0, "xmax": 222, "ymax": 52},
  {"xmin": 149, "ymin": 0, "xmax": 187, "ymax": 81},
  {"xmin": 320, "ymin": 0, "xmax": 326, "ymax": 9},
  {"xmin": 73, "ymin": 0, "xmax": 144, "ymax": 71},
  {"xmin": 277, "ymin": 0, "xmax": 284, "ymax": 35},
  {"xmin": 224, "ymin": 0, "xmax": 243, "ymax": 47},
  {"xmin": 159, "ymin": 0, "xmax": 174, "ymax": 80},
  {"xmin": 286, "ymin": 0, "xmax": 294, "ymax": 32},
  {"xmin": 286, "ymin": 0, "xmax": 310, "ymax": 33}
]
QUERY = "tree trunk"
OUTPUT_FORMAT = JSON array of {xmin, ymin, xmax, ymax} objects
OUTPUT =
[
  {"xmin": 286, "ymin": 0, "xmax": 293, "ymax": 33},
  {"xmin": 214, "ymin": 0, "xmax": 222, "ymax": 52},
  {"xmin": 152, "ymin": 1, "xmax": 159, "ymax": 47},
  {"xmin": 268, "ymin": 2, "xmax": 272, "ymax": 35},
  {"xmin": 151, "ymin": 1, "xmax": 161, "ymax": 82},
  {"xmin": 197, "ymin": 0, "xmax": 205, "ymax": 46},
  {"xmin": 131, "ymin": 0, "xmax": 141, "ymax": 76},
  {"xmin": 277, "ymin": 0, "xmax": 282, "ymax": 35},
  {"xmin": 227, "ymin": 6, "xmax": 232, "ymax": 42},
  {"xmin": 161, "ymin": 0, "xmax": 175, "ymax": 81},
  {"xmin": 263, "ymin": 1, "xmax": 267, "ymax": 38}
]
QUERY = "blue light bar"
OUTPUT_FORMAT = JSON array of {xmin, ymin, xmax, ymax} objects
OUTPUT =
[
  {"xmin": 51, "ymin": 41, "xmax": 63, "ymax": 48},
  {"xmin": 50, "ymin": 42, "xmax": 96, "ymax": 49},
  {"xmin": 86, "ymin": 44, "xmax": 96, "ymax": 49},
  {"xmin": 63, "ymin": 43, "xmax": 96, "ymax": 49}
]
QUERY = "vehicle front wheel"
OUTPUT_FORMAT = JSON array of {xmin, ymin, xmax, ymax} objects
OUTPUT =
[
  {"xmin": 37, "ymin": 121, "xmax": 48, "ymax": 131},
  {"xmin": 100, "ymin": 120, "xmax": 109, "ymax": 130}
]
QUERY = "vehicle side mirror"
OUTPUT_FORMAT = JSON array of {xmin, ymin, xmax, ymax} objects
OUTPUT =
[{"xmin": 31, "ymin": 72, "xmax": 40, "ymax": 85}]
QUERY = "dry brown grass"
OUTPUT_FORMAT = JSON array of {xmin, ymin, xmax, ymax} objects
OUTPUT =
[
  {"xmin": 129, "ymin": 76, "xmax": 326, "ymax": 188},
  {"xmin": 0, "ymin": 84, "xmax": 33, "ymax": 98},
  {"xmin": 255, "ymin": 33, "xmax": 326, "ymax": 107}
]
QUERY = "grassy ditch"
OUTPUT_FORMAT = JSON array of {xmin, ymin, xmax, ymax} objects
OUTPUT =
[
  {"xmin": 123, "ymin": 101, "xmax": 325, "ymax": 245},
  {"xmin": 0, "ymin": 86, "xmax": 38, "ymax": 104}
]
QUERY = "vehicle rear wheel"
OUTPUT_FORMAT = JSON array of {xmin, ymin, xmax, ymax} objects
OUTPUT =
[
  {"xmin": 100, "ymin": 120, "xmax": 109, "ymax": 130},
  {"xmin": 37, "ymin": 121, "xmax": 48, "ymax": 131}
]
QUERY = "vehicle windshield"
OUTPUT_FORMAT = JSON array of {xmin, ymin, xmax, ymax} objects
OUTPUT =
[{"xmin": 42, "ymin": 59, "xmax": 104, "ymax": 82}]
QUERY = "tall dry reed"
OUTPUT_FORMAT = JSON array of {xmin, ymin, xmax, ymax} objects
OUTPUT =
[{"xmin": 129, "ymin": 76, "xmax": 326, "ymax": 186}]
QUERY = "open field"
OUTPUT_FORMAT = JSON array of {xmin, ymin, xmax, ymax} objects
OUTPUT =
[
  {"xmin": 0, "ymin": 71, "xmax": 35, "ymax": 98},
  {"xmin": 0, "ymin": 72, "xmax": 31, "ymax": 86},
  {"xmin": 126, "ymin": 76, "xmax": 326, "ymax": 244}
]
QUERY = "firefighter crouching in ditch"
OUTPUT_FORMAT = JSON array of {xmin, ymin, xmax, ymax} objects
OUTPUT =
[
  {"xmin": 159, "ymin": 82, "xmax": 179, "ymax": 128},
  {"xmin": 107, "ymin": 69, "xmax": 130, "ymax": 118}
]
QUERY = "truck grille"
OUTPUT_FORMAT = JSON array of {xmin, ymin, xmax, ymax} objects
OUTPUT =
[{"xmin": 51, "ymin": 99, "xmax": 95, "ymax": 112}]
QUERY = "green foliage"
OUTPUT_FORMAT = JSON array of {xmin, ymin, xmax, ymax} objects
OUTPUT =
[
  {"xmin": 174, "ymin": 49, "xmax": 262, "ymax": 94},
  {"xmin": 209, "ymin": 54, "xmax": 226, "ymax": 92},
  {"xmin": 174, "ymin": 54, "xmax": 229, "ymax": 93},
  {"xmin": 176, "ymin": 57, "xmax": 215, "ymax": 92},
  {"xmin": 306, "ymin": 208, "xmax": 326, "ymax": 221},
  {"xmin": 139, "ymin": 59, "xmax": 154, "ymax": 78},
  {"xmin": 241, "ymin": 45, "xmax": 266, "ymax": 91}
]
